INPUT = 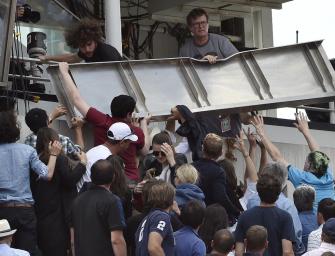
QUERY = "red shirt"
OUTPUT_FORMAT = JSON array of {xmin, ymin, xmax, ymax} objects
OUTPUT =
[{"xmin": 86, "ymin": 107, "xmax": 144, "ymax": 181}]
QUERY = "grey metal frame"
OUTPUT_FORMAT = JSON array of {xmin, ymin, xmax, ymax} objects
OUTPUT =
[
  {"xmin": 0, "ymin": 0, "xmax": 16, "ymax": 86},
  {"xmin": 47, "ymin": 41, "xmax": 335, "ymax": 125}
]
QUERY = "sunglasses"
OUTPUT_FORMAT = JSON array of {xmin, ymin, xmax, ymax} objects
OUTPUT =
[{"xmin": 153, "ymin": 151, "xmax": 166, "ymax": 157}]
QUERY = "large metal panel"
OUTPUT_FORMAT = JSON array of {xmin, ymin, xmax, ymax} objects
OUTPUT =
[{"xmin": 47, "ymin": 41, "xmax": 335, "ymax": 125}]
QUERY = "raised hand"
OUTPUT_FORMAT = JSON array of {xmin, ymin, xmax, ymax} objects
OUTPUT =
[
  {"xmin": 246, "ymin": 127, "xmax": 257, "ymax": 148},
  {"xmin": 250, "ymin": 115, "xmax": 265, "ymax": 137},
  {"xmin": 49, "ymin": 140, "xmax": 62, "ymax": 156},
  {"xmin": 293, "ymin": 112, "xmax": 310, "ymax": 134},
  {"xmin": 58, "ymin": 62, "xmax": 69, "ymax": 73},
  {"xmin": 161, "ymin": 143, "xmax": 176, "ymax": 166},
  {"xmin": 131, "ymin": 116, "xmax": 140, "ymax": 128},
  {"xmin": 71, "ymin": 116, "xmax": 85, "ymax": 129},
  {"xmin": 140, "ymin": 113, "xmax": 152, "ymax": 125},
  {"xmin": 234, "ymin": 130, "xmax": 248, "ymax": 157},
  {"xmin": 49, "ymin": 105, "xmax": 67, "ymax": 122}
]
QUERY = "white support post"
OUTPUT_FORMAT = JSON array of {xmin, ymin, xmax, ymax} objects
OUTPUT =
[{"xmin": 104, "ymin": 0, "xmax": 123, "ymax": 56}]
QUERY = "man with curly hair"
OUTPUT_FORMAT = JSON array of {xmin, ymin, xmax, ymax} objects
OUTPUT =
[{"xmin": 40, "ymin": 18, "xmax": 122, "ymax": 63}]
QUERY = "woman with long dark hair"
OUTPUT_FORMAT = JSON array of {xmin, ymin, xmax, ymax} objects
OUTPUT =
[
  {"xmin": 106, "ymin": 155, "xmax": 132, "ymax": 219},
  {"xmin": 217, "ymin": 159, "xmax": 244, "ymax": 212},
  {"xmin": 144, "ymin": 132, "xmax": 187, "ymax": 185},
  {"xmin": 31, "ymin": 127, "xmax": 87, "ymax": 256},
  {"xmin": 198, "ymin": 204, "xmax": 229, "ymax": 253}
]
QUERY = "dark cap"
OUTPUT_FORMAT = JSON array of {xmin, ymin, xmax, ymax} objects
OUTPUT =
[{"xmin": 322, "ymin": 218, "xmax": 335, "ymax": 240}]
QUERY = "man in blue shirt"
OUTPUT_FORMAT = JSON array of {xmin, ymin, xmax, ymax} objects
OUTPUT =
[
  {"xmin": 135, "ymin": 181, "xmax": 175, "ymax": 256},
  {"xmin": 0, "ymin": 110, "xmax": 62, "ymax": 255},
  {"xmin": 293, "ymin": 185, "xmax": 318, "ymax": 251},
  {"xmin": 174, "ymin": 200, "xmax": 206, "ymax": 256}
]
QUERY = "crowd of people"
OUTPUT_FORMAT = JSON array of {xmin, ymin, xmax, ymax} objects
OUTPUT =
[{"xmin": 1, "ymin": 6, "xmax": 335, "ymax": 256}]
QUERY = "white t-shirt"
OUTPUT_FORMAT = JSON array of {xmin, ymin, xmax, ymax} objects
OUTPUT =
[{"xmin": 76, "ymin": 144, "xmax": 112, "ymax": 191}]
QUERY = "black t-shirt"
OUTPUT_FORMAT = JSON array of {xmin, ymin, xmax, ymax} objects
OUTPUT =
[
  {"xmin": 71, "ymin": 185, "xmax": 125, "ymax": 256},
  {"xmin": 78, "ymin": 42, "xmax": 122, "ymax": 62},
  {"xmin": 235, "ymin": 206, "xmax": 295, "ymax": 256}
]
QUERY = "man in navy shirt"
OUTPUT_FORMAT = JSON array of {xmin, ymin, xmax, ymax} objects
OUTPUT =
[
  {"xmin": 235, "ymin": 170, "xmax": 296, "ymax": 256},
  {"xmin": 174, "ymin": 200, "xmax": 206, "ymax": 256},
  {"xmin": 135, "ymin": 181, "xmax": 175, "ymax": 255},
  {"xmin": 193, "ymin": 133, "xmax": 241, "ymax": 222}
]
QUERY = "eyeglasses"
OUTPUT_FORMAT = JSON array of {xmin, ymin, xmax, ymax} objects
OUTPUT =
[
  {"xmin": 153, "ymin": 151, "xmax": 166, "ymax": 157},
  {"xmin": 192, "ymin": 21, "xmax": 208, "ymax": 28}
]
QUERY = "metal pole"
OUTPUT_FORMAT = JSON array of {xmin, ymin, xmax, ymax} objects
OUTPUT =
[
  {"xmin": 329, "ymin": 102, "xmax": 335, "ymax": 124},
  {"xmin": 104, "ymin": 0, "xmax": 123, "ymax": 56},
  {"xmin": 296, "ymin": 30, "xmax": 299, "ymax": 44}
]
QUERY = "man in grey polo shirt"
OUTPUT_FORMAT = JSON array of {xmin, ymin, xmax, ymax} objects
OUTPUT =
[{"xmin": 179, "ymin": 8, "xmax": 238, "ymax": 63}]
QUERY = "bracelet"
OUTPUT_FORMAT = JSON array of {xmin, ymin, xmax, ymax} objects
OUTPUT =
[{"xmin": 50, "ymin": 154, "xmax": 57, "ymax": 157}]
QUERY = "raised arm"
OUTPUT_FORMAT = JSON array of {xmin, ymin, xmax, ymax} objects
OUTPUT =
[
  {"xmin": 139, "ymin": 114, "xmax": 152, "ymax": 156},
  {"xmin": 246, "ymin": 127, "xmax": 257, "ymax": 164},
  {"xmin": 71, "ymin": 117, "xmax": 85, "ymax": 150},
  {"xmin": 58, "ymin": 62, "xmax": 90, "ymax": 117},
  {"xmin": 293, "ymin": 112, "xmax": 320, "ymax": 152},
  {"xmin": 258, "ymin": 139, "xmax": 268, "ymax": 173},
  {"xmin": 251, "ymin": 116, "xmax": 289, "ymax": 167},
  {"xmin": 48, "ymin": 105, "xmax": 67, "ymax": 124},
  {"xmin": 45, "ymin": 141, "xmax": 63, "ymax": 180},
  {"xmin": 235, "ymin": 130, "xmax": 258, "ymax": 183},
  {"xmin": 39, "ymin": 53, "xmax": 82, "ymax": 63}
]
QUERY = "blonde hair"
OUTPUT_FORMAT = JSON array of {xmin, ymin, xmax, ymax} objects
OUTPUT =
[
  {"xmin": 203, "ymin": 133, "xmax": 223, "ymax": 159},
  {"xmin": 147, "ymin": 180, "xmax": 175, "ymax": 210},
  {"xmin": 176, "ymin": 164, "xmax": 199, "ymax": 184}
]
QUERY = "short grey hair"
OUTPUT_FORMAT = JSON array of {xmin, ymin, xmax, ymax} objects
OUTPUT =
[
  {"xmin": 293, "ymin": 184, "xmax": 315, "ymax": 212},
  {"xmin": 260, "ymin": 162, "xmax": 288, "ymax": 189}
]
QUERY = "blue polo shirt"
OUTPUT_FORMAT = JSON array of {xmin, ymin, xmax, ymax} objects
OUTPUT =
[
  {"xmin": 288, "ymin": 165, "xmax": 335, "ymax": 211},
  {"xmin": 135, "ymin": 209, "xmax": 174, "ymax": 256},
  {"xmin": 174, "ymin": 226, "xmax": 206, "ymax": 256}
]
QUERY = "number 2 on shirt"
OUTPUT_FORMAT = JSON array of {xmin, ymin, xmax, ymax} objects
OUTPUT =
[{"xmin": 157, "ymin": 221, "xmax": 166, "ymax": 231}]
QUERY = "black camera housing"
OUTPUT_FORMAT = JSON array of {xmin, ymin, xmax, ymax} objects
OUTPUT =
[{"xmin": 17, "ymin": 4, "xmax": 40, "ymax": 23}]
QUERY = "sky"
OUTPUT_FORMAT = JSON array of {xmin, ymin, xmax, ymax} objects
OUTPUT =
[
  {"xmin": 273, "ymin": 0, "xmax": 335, "ymax": 58},
  {"xmin": 272, "ymin": 0, "xmax": 335, "ymax": 119}
]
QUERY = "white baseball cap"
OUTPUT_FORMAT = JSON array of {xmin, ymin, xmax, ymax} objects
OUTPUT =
[
  {"xmin": 0, "ymin": 219, "xmax": 16, "ymax": 238},
  {"xmin": 107, "ymin": 122, "xmax": 138, "ymax": 142}
]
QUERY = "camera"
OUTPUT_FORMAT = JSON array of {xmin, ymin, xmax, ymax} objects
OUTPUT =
[{"xmin": 17, "ymin": 4, "xmax": 40, "ymax": 23}]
